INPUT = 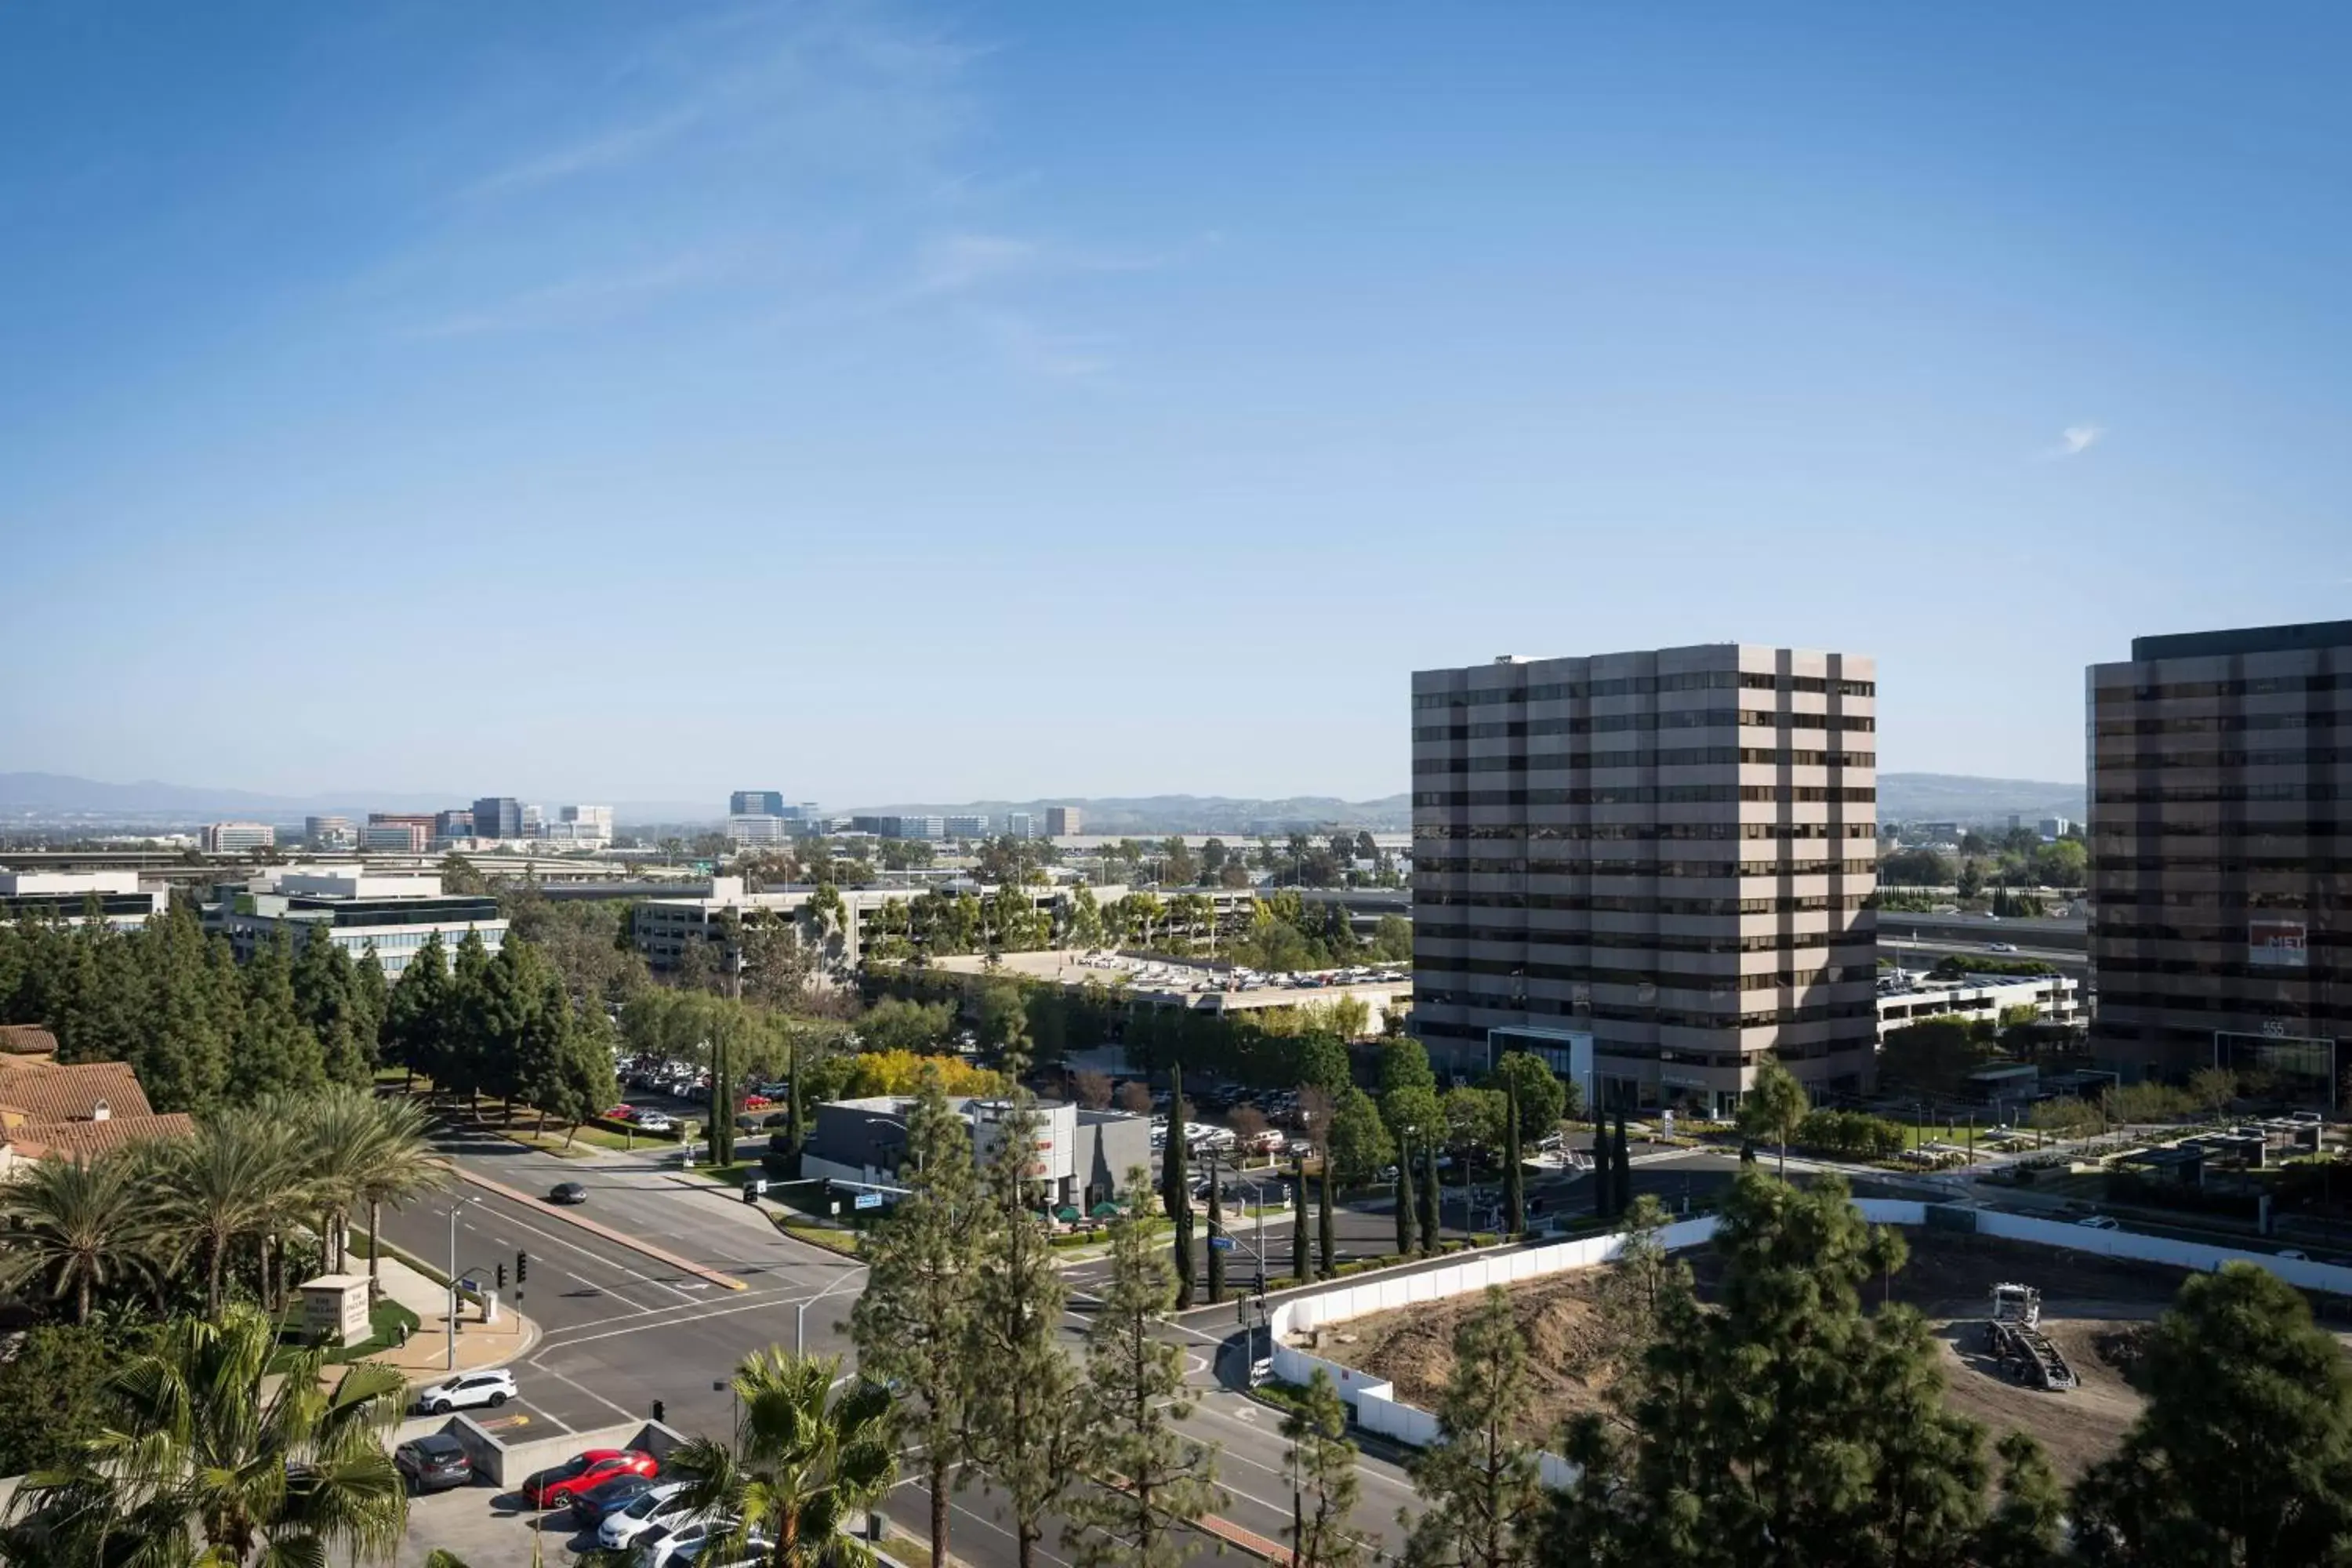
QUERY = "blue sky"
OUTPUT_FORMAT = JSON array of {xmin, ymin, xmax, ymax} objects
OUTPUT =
[{"xmin": 3, "ymin": 3, "xmax": 2347, "ymax": 806}]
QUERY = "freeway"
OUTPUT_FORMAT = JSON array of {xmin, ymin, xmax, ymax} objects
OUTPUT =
[{"xmin": 379, "ymin": 1117, "xmax": 1423, "ymax": 1567}]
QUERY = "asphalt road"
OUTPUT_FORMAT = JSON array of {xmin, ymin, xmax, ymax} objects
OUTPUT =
[{"xmin": 380, "ymin": 1117, "xmax": 1422, "ymax": 1567}]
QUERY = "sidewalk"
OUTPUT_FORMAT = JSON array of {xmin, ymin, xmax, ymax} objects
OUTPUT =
[{"xmin": 362, "ymin": 1249, "xmax": 537, "ymax": 1385}]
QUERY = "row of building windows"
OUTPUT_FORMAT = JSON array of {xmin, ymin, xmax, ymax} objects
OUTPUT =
[
  {"xmin": 1420, "ymin": 856, "xmax": 1876, "ymax": 877},
  {"xmin": 2096, "ymin": 674, "xmax": 2352, "ymax": 702},
  {"xmin": 1414, "ymin": 787, "xmax": 1877, "ymax": 808},
  {"xmin": 2096, "ymin": 784, "xmax": 2348, "ymax": 804},
  {"xmin": 1414, "ymin": 748, "xmax": 1875, "ymax": 773},
  {"xmin": 1414, "ymin": 822, "xmax": 1874, "ymax": 841},
  {"xmin": 2096, "ymin": 920, "xmax": 2347, "ymax": 947},
  {"xmin": 2092, "ymin": 746, "xmax": 2352, "ymax": 770},
  {"xmin": 1417, "ymin": 890, "xmax": 1876, "ymax": 914},
  {"xmin": 2095, "ymin": 855, "xmax": 2352, "ymax": 874},
  {"xmin": 1425, "ymin": 955, "xmax": 1872, "ymax": 988},
  {"xmin": 1413, "ymin": 997, "xmax": 1881, "ymax": 1032},
  {"xmin": 1415, "ymin": 674, "xmax": 1875, "ymax": 709},
  {"xmin": 1414, "ymin": 923, "xmax": 1874, "ymax": 953},
  {"xmin": 2097, "ymin": 990, "xmax": 2352, "ymax": 1024},
  {"xmin": 2099, "ymin": 889, "xmax": 2352, "ymax": 912},
  {"xmin": 2095, "ymin": 711, "xmax": 2349, "ymax": 737}
]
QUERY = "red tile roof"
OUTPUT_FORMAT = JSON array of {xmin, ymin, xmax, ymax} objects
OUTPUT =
[
  {"xmin": 0, "ymin": 1025, "xmax": 57, "ymax": 1056},
  {"xmin": 3, "ymin": 1112, "xmax": 193, "ymax": 1162},
  {"xmin": 0, "ymin": 1061, "xmax": 155, "ymax": 1125}
]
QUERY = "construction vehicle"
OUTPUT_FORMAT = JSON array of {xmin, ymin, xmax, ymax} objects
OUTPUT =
[{"xmin": 1983, "ymin": 1283, "xmax": 2077, "ymax": 1391}]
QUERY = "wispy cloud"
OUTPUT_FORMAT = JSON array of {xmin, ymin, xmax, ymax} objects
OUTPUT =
[
  {"xmin": 975, "ymin": 310, "xmax": 1111, "ymax": 380},
  {"xmin": 404, "ymin": 253, "xmax": 731, "ymax": 339},
  {"xmin": 2050, "ymin": 423, "xmax": 2105, "ymax": 458},
  {"xmin": 460, "ymin": 110, "xmax": 702, "ymax": 201}
]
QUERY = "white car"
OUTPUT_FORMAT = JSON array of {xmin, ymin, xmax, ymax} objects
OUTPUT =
[
  {"xmin": 2074, "ymin": 1214, "xmax": 2119, "ymax": 1231},
  {"xmin": 412, "ymin": 1369, "xmax": 516, "ymax": 1415},
  {"xmin": 599, "ymin": 1483, "xmax": 694, "ymax": 1550},
  {"xmin": 637, "ymin": 1519, "xmax": 771, "ymax": 1566},
  {"xmin": 636, "ymin": 1111, "xmax": 677, "ymax": 1133}
]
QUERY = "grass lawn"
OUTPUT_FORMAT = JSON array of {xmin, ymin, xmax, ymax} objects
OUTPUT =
[
  {"xmin": 777, "ymin": 1218, "xmax": 863, "ymax": 1258},
  {"xmin": 267, "ymin": 1299, "xmax": 421, "ymax": 1373}
]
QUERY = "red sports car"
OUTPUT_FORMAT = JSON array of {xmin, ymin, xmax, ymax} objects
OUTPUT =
[{"xmin": 521, "ymin": 1449, "xmax": 659, "ymax": 1506}]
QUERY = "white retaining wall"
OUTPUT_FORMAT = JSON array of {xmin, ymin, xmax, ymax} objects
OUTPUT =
[{"xmin": 1270, "ymin": 1196, "xmax": 2352, "ymax": 1468}]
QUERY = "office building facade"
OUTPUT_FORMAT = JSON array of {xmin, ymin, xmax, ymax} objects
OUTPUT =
[
  {"xmin": 2088, "ymin": 619, "xmax": 2352, "ymax": 1102},
  {"xmin": 472, "ymin": 797, "xmax": 521, "ymax": 840},
  {"xmin": 0, "ymin": 871, "xmax": 168, "ymax": 931},
  {"xmin": 205, "ymin": 869, "xmax": 506, "ymax": 978},
  {"xmin": 434, "ymin": 809, "xmax": 476, "ymax": 840},
  {"xmin": 358, "ymin": 822, "xmax": 427, "ymax": 853},
  {"xmin": 851, "ymin": 815, "xmax": 945, "ymax": 841},
  {"xmin": 727, "ymin": 814, "xmax": 792, "ymax": 845},
  {"xmin": 201, "ymin": 822, "xmax": 276, "ymax": 854},
  {"xmin": 944, "ymin": 814, "xmax": 989, "ymax": 838},
  {"xmin": 1004, "ymin": 812, "xmax": 1036, "ymax": 840},
  {"xmin": 304, "ymin": 815, "xmax": 355, "ymax": 849},
  {"xmin": 1411, "ymin": 644, "xmax": 1879, "ymax": 1115},
  {"xmin": 1046, "ymin": 806, "xmax": 1082, "ymax": 836},
  {"xmin": 731, "ymin": 790, "xmax": 786, "ymax": 817}
]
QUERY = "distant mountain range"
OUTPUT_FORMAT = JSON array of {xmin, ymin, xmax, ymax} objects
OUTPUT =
[
  {"xmin": 1876, "ymin": 773, "xmax": 2085, "ymax": 826},
  {"xmin": 0, "ymin": 771, "xmax": 2082, "ymax": 834}
]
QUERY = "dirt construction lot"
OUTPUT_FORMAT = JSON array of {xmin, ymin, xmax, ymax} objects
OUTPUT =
[{"xmin": 1313, "ymin": 1232, "xmax": 2227, "ymax": 1478}]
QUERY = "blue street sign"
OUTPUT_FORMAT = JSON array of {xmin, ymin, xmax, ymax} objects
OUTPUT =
[
  {"xmin": 1208, "ymin": 1236, "xmax": 1236, "ymax": 1251},
  {"xmin": 855, "ymin": 1191, "xmax": 883, "ymax": 1210}
]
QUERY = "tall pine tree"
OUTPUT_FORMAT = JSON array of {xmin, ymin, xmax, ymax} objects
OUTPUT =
[
  {"xmin": 1402, "ymin": 1287, "xmax": 1541, "ymax": 1568},
  {"xmin": 851, "ymin": 1069, "xmax": 985, "ymax": 1568},
  {"xmin": 1065, "ymin": 1164, "xmax": 1222, "ymax": 1568},
  {"xmin": 228, "ymin": 927, "xmax": 326, "ymax": 1102}
]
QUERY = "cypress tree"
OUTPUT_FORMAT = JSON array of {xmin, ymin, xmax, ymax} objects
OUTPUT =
[
  {"xmin": 1292, "ymin": 1151, "xmax": 1315, "ymax": 1285},
  {"xmin": 228, "ymin": 927, "xmax": 326, "ymax": 1102},
  {"xmin": 1317, "ymin": 1138, "xmax": 1337, "ymax": 1272},
  {"xmin": 1392, "ymin": 1149, "xmax": 1416, "ymax": 1256},
  {"xmin": 1592, "ymin": 1122, "xmax": 1613, "ymax": 1218},
  {"xmin": 1612, "ymin": 1114, "xmax": 1633, "ymax": 1219},
  {"xmin": 1204, "ymin": 1146, "xmax": 1225, "ymax": 1303},
  {"xmin": 1418, "ymin": 1134, "xmax": 1442, "ymax": 1252},
  {"xmin": 1166, "ymin": 1066, "xmax": 1194, "ymax": 1309},
  {"xmin": 1502, "ymin": 1077, "xmax": 1524, "ymax": 1236}
]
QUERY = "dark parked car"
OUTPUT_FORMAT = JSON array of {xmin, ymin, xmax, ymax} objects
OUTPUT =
[
  {"xmin": 394, "ymin": 1433, "xmax": 473, "ymax": 1494},
  {"xmin": 572, "ymin": 1471, "xmax": 664, "ymax": 1527},
  {"xmin": 548, "ymin": 1181, "xmax": 588, "ymax": 1205}
]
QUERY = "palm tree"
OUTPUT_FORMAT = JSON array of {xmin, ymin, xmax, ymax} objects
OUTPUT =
[
  {"xmin": 154, "ymin": 1114, "xmax": 309, "ymax": 1315},
  {"xmin": 0, "ymin": 1149, "xmax": 156, "ymax": 1323},
  {"xmin": 349, "ymin": 1092, "xmax": 452, "ymax": 1300},
  {"xmin": 662, "ymin": 1348, "xmax": 898, "ymax": 1566},
  {"xmin": 295, "ymin": 1085, "xmax": 398, "ymax": 1275},
  {"xmin": 11, "ymin": 1303, "xmax": 409, "ymax": 1567}
]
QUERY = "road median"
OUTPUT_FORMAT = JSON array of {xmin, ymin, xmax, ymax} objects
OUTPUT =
[{"xmin": 455, "ymin": 1167, "xmax": 750, "ymax": 1291}]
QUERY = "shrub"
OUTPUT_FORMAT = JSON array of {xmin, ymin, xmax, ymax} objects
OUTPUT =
[{"xmin": 1792, "ymin": 1109, "xmax": 1907, "ymax": 1160}]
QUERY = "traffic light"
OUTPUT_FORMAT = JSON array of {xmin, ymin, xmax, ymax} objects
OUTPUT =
[
  {"xmin": 516, "ymin": 1250, "xmax": 528, "ymax": 1284},
  {"xmin": 652, "ymin": 1399, "xmax": 666, "ymax": 1424},
  {"xmin": 495, "ymin": 1263, "xmax": 508, "ymax": 1290}
]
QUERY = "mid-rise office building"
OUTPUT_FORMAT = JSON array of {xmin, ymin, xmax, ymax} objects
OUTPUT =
[
  {"xmin": 1004, "ymin": 812, "xmax": 1036, "ymax": 840},
  {"xmin": 731, "ymin": 790, "xmax": 787, "ymax": 817},
  {"xmin": 1046, "ymin": 806, "xmax": 1083, "ymax": 836},
  {"xmin": 201, "ymin": 822, "xmax": 276, "ymax": 854},
  {"xmin": 358, "ymin": 822, "xmax": 428, "ymax": 853},
  {"xmin": 520, "ymin": 804, "xmax": 544, "ymax": 837},
  {"xmin": 944, "ymin": 814, "xmax": 989, "ymax": 839},
  {"xmin": 728, "ymin": 814, "xmax": 793, "ymax": 845},
  {"xmin": 2089, "ymin": 619, "xmax": 2352, "ymax": 1101},
  {"xmin": 0, "ymin": 870, "xmax": 168, "ymax": 931},
  {"xmin": 542, "ymin": 804, "xmax": 613, "ymax": 848},
  {"xmin": 2039, "ymin": 817, "xmax": 2075, "ymax": 840},
  {"xmin": 205, "ymin": 868, "xmax": 506, "ymax": 977},
  {"xmin": 304, "ymin": 815, "xmax": 355, "ymax": 850},
  {"xmin": 434, "ymin": 808, "xmax": 477, "ymax": 840},
  {"xmin": 1411, "ymin": 644, "xmax": 1879, "ymax": 1114},
  {"xmin": 472, "ymin": 797, "xmax": 521, "ymax": 840},
  {"xmin": 851, "ymin": 815, "xmax": 945, "ymax": 841}
]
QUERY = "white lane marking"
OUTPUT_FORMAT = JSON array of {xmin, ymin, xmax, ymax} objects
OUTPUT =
[
  {"xmin": 456, "ymin": 1200, "xmax": 702, "ymax": 1303},
  {"xmin": 492, "ymin": 1236, "xmax": 511, "ymax": 1247},
  {"xmin": 1186, "ymin": 1398, "xmax": 1421, "ymax": 1493},
  {"xmin": 526, "ymin": 1283, "xmax": 804, "ymax": 1339},
  {"xmin": 525, "ymin": 1359, "xmax": 638, "ymax": 1425},
  {"xmin": 535, "ymin": 1290, "xmax": 833, "ymax": 1352}
]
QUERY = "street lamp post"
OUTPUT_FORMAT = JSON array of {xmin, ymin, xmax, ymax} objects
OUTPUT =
[
  {"xmin": 795, "ymin": 1265, "xmax": 870, "ymax": 1357},
  {"xmin": 443, "ymin": 1196, "xmax": 477, "ymax": 1372}
]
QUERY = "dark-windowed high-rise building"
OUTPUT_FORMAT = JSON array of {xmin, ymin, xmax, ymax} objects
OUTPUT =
[
  {"xmin": 2089, "ymin": 619, "xmax": 2352, "ymax": 1102},
  {"xmin": 731, "ymin": 790, "xmax": 786, "ymax": 817},
  {"xmin": 471, "ymin": 797, "xmax": 521, "ymax": 839},
  {"xmin": 1411, "ymin": 644, "xmax": 1879, "ymax": 1116}
]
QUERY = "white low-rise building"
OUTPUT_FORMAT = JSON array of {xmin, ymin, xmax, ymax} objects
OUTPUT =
[
  {"xmin": 205, "ymin": 866, "xmax": 506, "ymax": 976},
  {"xmin": 1875, "ymin": 970, "xmax": 2082, "ymax": 1040},
  {"xmin": 0, "ymin": 869, "xmax": 168, "ymax": 931}
]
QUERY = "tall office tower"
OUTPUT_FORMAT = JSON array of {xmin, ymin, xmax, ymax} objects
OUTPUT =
[
  {"xmin": 1004, "ymin": 812, "xmax": 1036, "ymax": 840},
  {"xmin": 2089, "ymin": 619, "xmax": 2352, "ymax": 1102},
  {"xmin": 472, "ymin": 797, "xmax": 521, "ymax": 839},
  {"xmin": 1410, "ymin": 644, "xmax": 1879, "ymax": 1114},
  {"xmin": 304, "ymin": 815, "xmax": 354, "ymax": 849},
  {"xmin": 521, "ymin": 804, "xmax": 545, "ymax": 837},
  {"xmin": 434, "ymin": 809, "xmax": 476, "ymax": 840},
  {"xmin": 1045, "ymin": 806, "xmax": 1083, "ymax": 836},
  {"xmin": 731, "ymin": 790, "xmax": 787, "ymax": 817}
]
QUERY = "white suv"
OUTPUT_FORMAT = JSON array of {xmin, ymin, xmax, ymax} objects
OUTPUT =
[
  {"xmin": 599, "ymin": 1483, "xmax": 694, "ymax": 1550},
  {"xmin": 412, "ymin": 1369, "xmax": 517, "ymax": 1415}
]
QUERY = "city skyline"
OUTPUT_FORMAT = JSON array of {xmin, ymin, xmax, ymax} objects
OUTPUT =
[{"xmin": 7, "ymin": 5, "xmax": 2349, "ymax": 799}]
